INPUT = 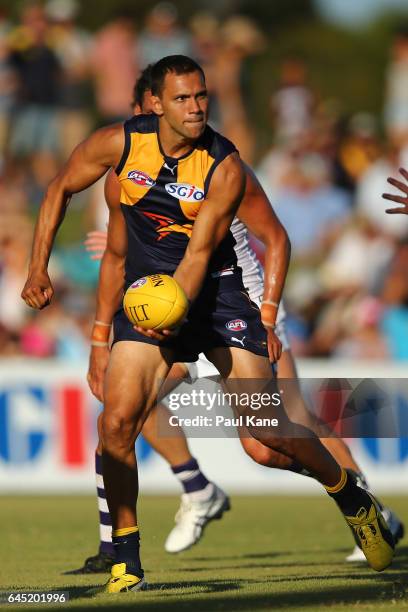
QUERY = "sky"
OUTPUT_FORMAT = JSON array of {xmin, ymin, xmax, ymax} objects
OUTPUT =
[{"xmin": 313, "ymin": 0, "xmax": 408, "ymax": 29}]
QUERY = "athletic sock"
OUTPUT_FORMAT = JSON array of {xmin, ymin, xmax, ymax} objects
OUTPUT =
[
  {"xmin": 346, "ymin": 468, "xmax": 384, "ymax": 511},
  {"xmin": 112, "ymin": 527, "xmax": 143, "ymax": 577},
  {"xmin": 171, "ymin": 457, "xmax": 211, "ymax": 495},
  {"xmin": 325, "ymin": 468, "xmax": 371, "ymax": 516},
  {"xmin": 346, "ymin": 468, "xmax": 369, "ymax": 490},
  {"xmin": 95, "ymin": 451, "xmax": 114, "ymax": 556}
]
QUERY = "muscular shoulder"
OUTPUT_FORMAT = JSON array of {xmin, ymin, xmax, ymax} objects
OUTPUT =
[{"xmin": 208, "ymin": 152, "xmax": 245, "ymax": 202}]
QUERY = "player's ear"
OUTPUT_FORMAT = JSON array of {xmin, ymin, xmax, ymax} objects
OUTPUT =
[{"xmin": 151, "ymin": 95, "xmax": 164, "ymax": 117}]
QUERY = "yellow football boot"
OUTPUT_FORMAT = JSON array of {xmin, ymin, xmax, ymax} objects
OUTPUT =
[
  {"xmin": 105, "ymin": 563, "xmax": 146, "ymax": 593},
  {"xmin": 344, "ymin": 492, "xmax": 395, "ymax": 572}
]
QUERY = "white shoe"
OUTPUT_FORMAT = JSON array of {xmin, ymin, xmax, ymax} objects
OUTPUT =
[
  {"xmin": 345, "ymin": 545, "xmax": 366, "ymax": 563},
  {"xmin": 165, "ymin": 484, "xmax": 230, "ymax": 553},
  {"xmin": 345, "ymin": 507, "xmax": 404, "ymax": 563}
]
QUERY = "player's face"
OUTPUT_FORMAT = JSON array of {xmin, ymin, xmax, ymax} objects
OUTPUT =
[{"xmin": 152, "ymin": 71, "xmax": 208, "ymax": 140}]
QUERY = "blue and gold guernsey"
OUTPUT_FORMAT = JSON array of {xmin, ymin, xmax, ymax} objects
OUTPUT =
[
  {"xmin": 115, "ymin": 113, "xmax": 242, "ymax": 290},
  {"xmin": 113, "ymin": 113, "xmax": 268, "ymax": 360}
]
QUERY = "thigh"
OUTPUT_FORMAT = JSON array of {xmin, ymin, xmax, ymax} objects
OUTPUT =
[
  {"xmin": 207, "ymin": 345, "xmax": 272, "ymax": 379},
  {"xmin": 277, "ymin": 348, "xmax": 299, "ymax": 378},
  {"xmin": 207, "ymin": 346, "xmax": 295, "ymax": 443},
  {"xmin": 104, "ymin": 340, "xmax": 174, "ymax": 431}
]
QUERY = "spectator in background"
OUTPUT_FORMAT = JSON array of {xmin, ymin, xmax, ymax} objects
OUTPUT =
[
  {"xmin": 319, "ymin": 218, "xmax": 395, "ymax": 296},
  {"xmin": 46, "ymin": 0, "xmax": 92, "ymax": 159},
  {"xmin": 270, "ymin": 152, "xmax": 351, "ymax": 259},
  {"xmin": 322, "ymin": 295, "xmax": 389, "ymax": 360},
  {"xmin": 0, "ymin": 224, "xmax": 32, "ymax": 340},
  {"xmin": 138, "ymin": 2, "xmax": 192, "ymax": 66},
  {"xmin": 0, "ymin": 8, "xmax": 16, "ymax": 161},
  {"xmin": 337, "ymin": 112, "xmax": 381, "ymax": 192},
  {"xmin": 90, "ymin": 10, "xmax": 138, "ymax": 123},
  {"xmin": 384, "ymin": 25, "xmax": 408, "ymax": 148},
  {"xmin": 8, "ymin": 2, "xmax": 61, "ymax": 160},
  {"xmin": 381, "ymin": 241, "xmax": 408, "ymax": 360},
  {"xmin": 21, "ymin": 286, "xmax": 92, "ymax": 359},
  {"xmin": 213, "ymin": 15, "xmax": 265, "ymax": 164},
  {"xmin": 270, "ymin": 55, "xmax": 316, "ymax": 144},
  {"xmin": 189, "ymin": 12, "xmax": 221, "ymax": 128}
]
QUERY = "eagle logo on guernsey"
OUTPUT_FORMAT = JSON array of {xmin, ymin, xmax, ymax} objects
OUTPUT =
[
  {"xmin": 127, "ymin": 170, "xmax": 156, "ymax": 187},
  {"xmin": 165, "ymin": 182, "xmax": 204, "ymax": 202},
  {"xmin": 226, "ymin": 319, "xmax": 248, "ymax": 332}
]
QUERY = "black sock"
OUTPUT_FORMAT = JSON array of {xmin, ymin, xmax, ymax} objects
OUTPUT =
[
  {"xmin": 346, "ymin": 468, "xmax": 384, "ymax": 511},
  {"xmin": 327, "ymin": 471, "xmax": 370, "ymax": 516},
  {"xmin": 112, "ymin": 531, "xmax": 144, "ymax": 578}
]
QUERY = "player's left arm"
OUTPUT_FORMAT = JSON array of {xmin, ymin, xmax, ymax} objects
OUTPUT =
[
  {"xmin": 174, "ymin": 152, "xmax": 246, "ymax": 300},
  {"xmin": 237, "ymin": 164, "xmax": 291, "ymax": 362},
  {"xmin": 383, "ymin": 167, "xmax": 408, "ymax": 214}
]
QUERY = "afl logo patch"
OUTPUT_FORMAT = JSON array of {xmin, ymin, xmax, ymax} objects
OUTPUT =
[
  {"xmin": 128, "ymin": 170, "xmax": 156, "ymax": 187},
  {"xmin": 226, "ymin": 319, "xmax": 247, "ymax": 332},
  {"xmin": 165, "ymin": 182, "xmax": 204, "ymax": 202},
  {"xmin": 131, "ymin": 277, "xmax": 147, "ymax": 289}
]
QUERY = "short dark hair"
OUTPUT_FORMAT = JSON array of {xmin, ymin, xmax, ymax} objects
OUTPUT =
[
  {"xmin": 132, "ymin": 64, "xmax": 154, "ymax": 109},
  {"xmin": 150, "ymin": 55, "xmax": 205, "ymax": 97}
]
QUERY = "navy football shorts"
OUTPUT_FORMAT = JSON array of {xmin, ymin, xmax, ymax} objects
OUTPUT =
[{"xmin": 113, "ymin": 289, "xmax": 268, "ymax": 363}]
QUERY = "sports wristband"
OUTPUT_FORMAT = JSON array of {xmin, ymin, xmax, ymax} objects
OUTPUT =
[
  {"xmin": 262, "ymin": 322, "xmax": 276, "ymax": 329},
  {"xmin": 91, "ymin": 340, "xmax": 109, "ymax": 347},
  {"xmin": 261, "ymin": 300, "xmax": 279, "ymax": 308},
  {"xmin": 94, "ymin": 320, "xmax": 112, "ymax": 327},
  {"xmin": 91, "ymin": 324, "xmax": 111, "ymax": 343},
  {"xmin": 260, "ymin": 302, "xmax": 278, "ymax": 328}
]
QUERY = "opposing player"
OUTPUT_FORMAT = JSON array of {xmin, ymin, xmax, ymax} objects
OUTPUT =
[{"xmin": 22, "ymin": 55, "xmax": 394, "ymax": 593}]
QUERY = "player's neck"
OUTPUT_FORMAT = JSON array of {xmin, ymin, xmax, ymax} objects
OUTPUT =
[{"xmin": 157, "ymin": 120, "xmax": 196, "ymax": 159}]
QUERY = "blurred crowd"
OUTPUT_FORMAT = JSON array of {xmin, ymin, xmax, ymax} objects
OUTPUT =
[
  {"xmin": 255, "ymin": 35, "xmax": 408, "ymax": 362},
  {"xmin": 0, "ymin": 0, "xmax": 408, "ymax": 362}
]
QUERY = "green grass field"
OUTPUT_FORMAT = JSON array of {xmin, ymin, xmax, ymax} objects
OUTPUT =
[{"xmin": 1, "ymin": 495, "xmax": 407, "ymax": 611}]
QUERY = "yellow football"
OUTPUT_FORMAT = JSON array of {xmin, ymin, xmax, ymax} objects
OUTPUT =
[{"xmin": 123, "ymin": 274, "xmax": 188, "ymax": 330}]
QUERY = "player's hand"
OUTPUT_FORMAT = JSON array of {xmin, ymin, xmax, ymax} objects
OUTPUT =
[
  {"xmin": 383, "ymin": 168, "xmax": 408, "ymax": 214},
  {"xmin": 84, "ymin": 230, "xmax": 108, "ymax": 260},
  {"xmin": 266, "ymin": 328, "xmax": 282, "ymax": 363},
  {"xmin": 133, "ymin": 326, "xmax": 179, "ymax": 342},
  {"xmin": 87, "ymin": 345, "xmax": 110, "ymax": 402},
  {"xmin": 21, "ymin": 270, "xmax": 53, "ymax": 309}
]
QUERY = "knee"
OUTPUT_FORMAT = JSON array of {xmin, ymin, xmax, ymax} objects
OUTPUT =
[
  {"xmin": 240, "ymin": 436, "xmax": 293, "ymax": 469},
  {"xmin": 101, "ymin": 410, "xmax": 139, "ymax": 452}
]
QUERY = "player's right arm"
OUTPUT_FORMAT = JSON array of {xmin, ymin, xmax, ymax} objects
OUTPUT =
[
  {"xmin": 383, "ymin": 167, "xmax": 408, "ymax": 214},
  {"xmin": 87, "ymin": 170, "xmax": 127, "ymax": 402},
  {"xmin": 21, "ymin": 124, "xmax": 124, "ymax": 309}
]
